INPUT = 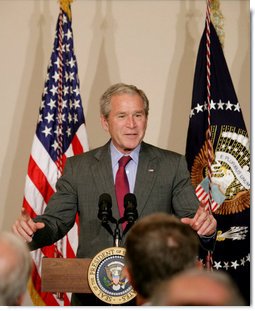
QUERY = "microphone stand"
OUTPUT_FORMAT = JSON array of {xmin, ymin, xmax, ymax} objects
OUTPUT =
[
  {"xmin": 101, "ymin": 221, "xmax": 114, "ymax": 238},
  {"xmin": 98, "ymin": 193, "xmax": 138, "ymax": 247},
  {"xmin": 100, "ymin": 215, "xmax": 137, "ymax": 247},
  {"xmin": 113, "ymin": 220, "xmax": 121, "ymax": 247},
  {"xmin": 103, "ymin": 216, "xmax": 122, "ymax": 247}
]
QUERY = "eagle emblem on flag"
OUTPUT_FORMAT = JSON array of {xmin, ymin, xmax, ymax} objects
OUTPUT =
[{"xmin": 191, "ymin": 124, "xmax": 250, "ymax": 215}]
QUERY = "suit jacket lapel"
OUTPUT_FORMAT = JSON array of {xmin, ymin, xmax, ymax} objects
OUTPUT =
[
  {"xmin": 134, "ymin": 142, "xmax": 158, "ymax": 215},
  {"xmin": 91, "ymin": 142, "xmax": 119, "ymax": 217}
]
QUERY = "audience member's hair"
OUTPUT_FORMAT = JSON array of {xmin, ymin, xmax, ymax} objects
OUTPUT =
[
  {"xmin": 0, "ymin": 231, "xmax": 32, "ymax": 305},
  {"xmin": 124, "ymin": 212, "xmax": 199, "ymax": 300},
  {"xmin": 151, "ymin": 267, "xmax": 245, "ymax": 306}
]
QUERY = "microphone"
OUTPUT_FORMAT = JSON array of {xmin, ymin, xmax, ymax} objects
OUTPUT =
[
  {"xmin": 122, "ymin": 193, "xmax": 138, "ymax": 237},
  {"xmin": 124, "ymin": 193, "xmax": 138, "ymax": 223},
  {"xmin": 98, "ymin": 193, "xmax": 113, "ymax": 224}
]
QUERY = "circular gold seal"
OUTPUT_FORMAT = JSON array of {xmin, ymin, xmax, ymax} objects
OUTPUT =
[{"xmin": 87, "ymin": 246, "xmax": 136, "ymax": 305}]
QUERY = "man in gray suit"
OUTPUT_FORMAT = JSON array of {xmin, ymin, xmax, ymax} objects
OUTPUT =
[{"xmin": 13, "ymin": 83, "xmax": 217, "ymax": 305}]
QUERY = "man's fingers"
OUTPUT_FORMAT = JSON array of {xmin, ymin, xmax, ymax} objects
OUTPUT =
[
  {"xmin": 35, "ymin": 222, "xmax": 45, "ymax": 230},
  {"xmin": 20, "ymin": 209, "xmax": 38, "ymax": 232},
  {"xmin": 182, "ymin": 200, "xmax": 209, "ymax": 226},
  {"xmin": 194, "ymin": 210, "xmax": 207, "ymax": 229},
  {"xmin": 20, "ymin": 219, "xmax": 35, "ymax": 236},
  {"xmin": 12, "ymin": 208, "xmax": 45, "ymax": 242},
  {"xmin": 192, "ymin": 204, "xmax": 206, "ymax": 222},
  {"xmin": 181, "ymin": 217, "xmax": 193, "ymax": 225},
  {"xmin": 19, "ymin": 218, "xmax": 45, "ymax": 236},
  {"xmin": 197, "ymin": 216, "xmax": 217, "ymax": 236},
  {"xmin": 181, "ymin": 204, "xmax": 217, "ymax": 236},
  {"xmin": 189, "ymin": 207, "xmax": 201, "ymax": 225},
  {"xmin": 13, "ymin": 221, "xmax": 33, "ymax": 242}
]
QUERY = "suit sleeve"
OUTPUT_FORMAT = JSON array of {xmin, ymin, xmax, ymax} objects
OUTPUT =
[
  {"xmin": 171, "ymin": 155, "xmax": 200, "ymax": 217},
  {"xmin": 171, "ymin": 155, "xmax": 216, "ymax": 252},
  {"xmin": 28, "ymin": 158, "xmax": 78, "ymax": 250}
]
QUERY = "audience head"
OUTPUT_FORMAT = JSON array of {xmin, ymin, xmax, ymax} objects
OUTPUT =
[
  {"xmin": 124, "ymin": 212, "xmax": 199, "ymax": 304},
  {"xmin": 0, "ymin": 231, "xmax": 32, "ymax": 306},
  {"xmin": 99, "ymin": 82, "xmax": 149, "ymax": 119},
  {"xmin": 151, "ymin": 267, "xmax": 245, "ymax": 306}
]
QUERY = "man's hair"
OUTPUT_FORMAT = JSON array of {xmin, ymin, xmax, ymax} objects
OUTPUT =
[
  {"xmin": 151, "ymin": 268, "xmax": 245, "ymax": 306},
  {"xmin": 99, "ymin": 83, "xmax": 149, "ymax": 118},
  {"xmin": 124, "ymin": 212, "xmax": 199, "ymax": 299},
  {"xmin": 0, "ymin": 231, "xmax": 32, "ymax": 306}
]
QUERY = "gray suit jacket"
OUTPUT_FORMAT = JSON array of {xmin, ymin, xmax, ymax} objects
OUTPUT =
[{"xmin": 30, "ymin": 141, "xmax": 200, "ymax": 257}]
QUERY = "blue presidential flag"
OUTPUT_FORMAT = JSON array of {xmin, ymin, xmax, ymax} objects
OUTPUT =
[{"xmin": 185, "ymin": 22, "xmax": 250, "ymax": 304}]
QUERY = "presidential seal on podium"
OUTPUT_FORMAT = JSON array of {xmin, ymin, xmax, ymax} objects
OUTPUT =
[{"xmin": 87, "ymin": 247, "xmax": 136, "ymax": 305}]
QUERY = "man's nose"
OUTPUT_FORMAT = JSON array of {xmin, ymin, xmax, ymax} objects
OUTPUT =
[{"xmin": 126, "ymin": 115, "xmax": 135, "ymax": 127}]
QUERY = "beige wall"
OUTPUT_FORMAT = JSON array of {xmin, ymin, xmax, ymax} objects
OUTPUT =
[{"xmin": 0, "ymin": 1, "xmax": 250, "ymax": 232}]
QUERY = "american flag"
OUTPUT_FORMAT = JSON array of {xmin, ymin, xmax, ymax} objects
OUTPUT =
[{"xmin": 23, "ymin": 5, "xmax": 88, "ymax": 306}]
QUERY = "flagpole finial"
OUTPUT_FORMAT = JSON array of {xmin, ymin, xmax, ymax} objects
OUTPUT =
[
  {"xmin": 210, "ymin": 0, "xmax": 225, "ymax": 47},
  {"xmin": 59, "ymin": 0, "xmax": 73, "ymax": 20}
]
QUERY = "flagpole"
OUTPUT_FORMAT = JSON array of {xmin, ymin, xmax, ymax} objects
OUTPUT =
[
  {"xmin": 55, "ymin": 0, "xmax": 70, "ymax": 301},
  {"xmin": 56, "ymin": 8, "xmax": 64, "ymax": 176},
  {"xmin": 205, "ymin": 0, "xmax": 213, "ymax": 271}
]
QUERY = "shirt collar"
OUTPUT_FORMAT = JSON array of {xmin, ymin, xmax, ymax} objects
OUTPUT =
[{"xmin": 110, "ymin": 141, "xmax": 140, "ymax": 167}]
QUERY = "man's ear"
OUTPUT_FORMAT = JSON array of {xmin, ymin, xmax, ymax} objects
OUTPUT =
[{"xmin": 100, "ymin": 115, "xmax": 109, "ymax": 132}]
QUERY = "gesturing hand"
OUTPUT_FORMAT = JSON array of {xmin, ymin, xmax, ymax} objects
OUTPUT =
[
  {"xmin": 181, "ymin": 203, "xmax": 217, "ymax": 236},
  {"xmin": 12, "ymin": 207, "xmax": 45, "ymax": 242}
]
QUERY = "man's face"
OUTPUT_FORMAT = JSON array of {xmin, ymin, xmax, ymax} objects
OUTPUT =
[{"xmin": 101, "ymin": 93, "xmax": 148, "ymax": 154}]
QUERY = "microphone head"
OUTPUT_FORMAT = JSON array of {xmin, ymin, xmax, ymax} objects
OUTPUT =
[
  {"xmin": 98, "ymin": 193, "xmax": 112, "ymax": 223},
  {"xmin": 124, "ymin": 193, "xmax": 138, "ymax": 223},
  {"xmin": 124, "ymin": 193, "xmax": 137, "ymax": 208},
  {"xmin": 99, "ymin": 193, "xmax": 112, "ymax": 206}
]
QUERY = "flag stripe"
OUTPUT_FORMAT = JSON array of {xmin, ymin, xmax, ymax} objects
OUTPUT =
[
  {"xmin": 23, "ymin": 197, "xmax": 37, "ymax": 219},
  {"xmin": 75, "ymin": 124, "xmax": 89, "ymax": 150},
  {"xmin": 72, "ymin": 133, "xmax": 84, "ymax": 155},
  {"xmin": 24, "ymin": 175, "xmax": 47, "ymax": 216},
  {"xmin": 27, "ymin": 156, "xmax": 55, "ymax": 204},
  {"xmin": 31, "ymin": 135, "xmax": 59, "ymax": 189}
]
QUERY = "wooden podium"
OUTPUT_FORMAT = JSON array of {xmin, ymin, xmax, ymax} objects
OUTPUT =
[{"xmin": 41, "ymin": 257, "xmax": 92, "ymax": 293}]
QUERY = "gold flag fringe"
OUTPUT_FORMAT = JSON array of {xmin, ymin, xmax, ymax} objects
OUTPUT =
[
  {"xmin": 59, "ymin": 0, "xmax": 73, "ymax": 21},
  {"xmin": 210, "ymin": 0, "xmax": 225, "ymax": 47},
  {"xmin": 27, "ymin": 276, "xmax": 46, "ymax": 306}
]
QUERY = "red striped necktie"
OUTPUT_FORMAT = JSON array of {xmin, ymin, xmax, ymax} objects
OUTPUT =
[{"xmin": 115, "ymin": 156, "xmax": 132, "ymax": 226}]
